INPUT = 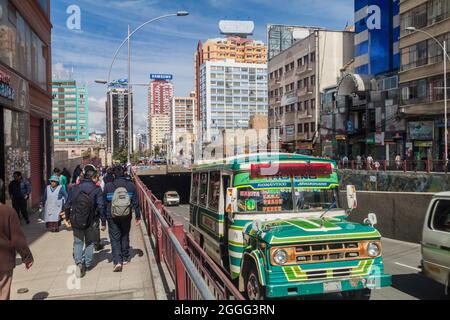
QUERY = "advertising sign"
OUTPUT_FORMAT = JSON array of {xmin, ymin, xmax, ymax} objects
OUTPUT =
[
  {"xmin": 408, "ymin": 121, "xmax": 434, "ymax": 141},
  {"xmin": 355, "ymin": 0, "xmax": 392, "ymax": 75},
  {"xmin": 286, "ymin": 125, "xmax": 295, "ymax": 136},
  {"xmin": 0, "ymin": 65, "xmax": 29, "ymax": 112},
  {"xmin": 150, "ymin": 74, "xmax": 173, "ymax": 81}
]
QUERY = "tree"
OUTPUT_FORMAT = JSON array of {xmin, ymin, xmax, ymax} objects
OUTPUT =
[
  {"xmin": 113, "ymin": 148, "xmax": 128, "ymax": 164},
  {"xmin": 154, "ymin": 145, "xmax": 161, "ymax": 157}
]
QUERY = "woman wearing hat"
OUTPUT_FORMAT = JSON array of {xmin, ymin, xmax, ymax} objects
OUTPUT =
[{"xmin": 40, "ymin": 176, "xmax": 68, "ymax": 232}]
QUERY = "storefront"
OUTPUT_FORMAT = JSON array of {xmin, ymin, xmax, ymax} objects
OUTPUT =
[
  {"xmin": 407, "ymin": 121, "xmax": 434, "ymax": 167},
  {"xmin": 0, "ymin": 64, "xmax": 30, "ymax": 204}
]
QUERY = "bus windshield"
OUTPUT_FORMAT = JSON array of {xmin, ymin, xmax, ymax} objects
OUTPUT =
[{"xmin": 236, "ymin": 186, "xmax": 338, "ymax": 214}]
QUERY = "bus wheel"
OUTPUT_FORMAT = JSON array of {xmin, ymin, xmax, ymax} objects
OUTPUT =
[
  {"xmin": 245, "ymin": 266, "xmax": 264, "ymax": 300},
  {"xmin": 342, "ymin": 289, "xmax": 371, "ymax": 300}
]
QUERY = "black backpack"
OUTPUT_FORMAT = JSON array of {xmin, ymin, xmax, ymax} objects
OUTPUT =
[{"xmin": 70, "ymin": 185, "xmax": 96, "ymax": 230}]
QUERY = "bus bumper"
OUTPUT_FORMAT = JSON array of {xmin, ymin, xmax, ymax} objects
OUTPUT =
[{"xmin": 265, "ymin": 274, "xmax": 392, "ymax": 298}]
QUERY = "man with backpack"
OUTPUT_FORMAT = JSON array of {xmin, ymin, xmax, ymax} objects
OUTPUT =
[
  {"xmin": 65, "ymin": 167, "xmax": 104, "ymax": 278},
  {"xmin": 102, "ymin": 166, "xmax": 141, "ymax": 272}
]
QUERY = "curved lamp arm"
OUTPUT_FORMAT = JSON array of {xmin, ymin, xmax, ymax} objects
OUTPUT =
[{"xmin": 107, "ymin": 13, "xmax": 179, "ymax": 83}]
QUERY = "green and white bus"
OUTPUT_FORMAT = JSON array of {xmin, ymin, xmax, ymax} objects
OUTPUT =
[{"xmin": 189, "ymin": 153, "xmax": 391, "ymax": 299}]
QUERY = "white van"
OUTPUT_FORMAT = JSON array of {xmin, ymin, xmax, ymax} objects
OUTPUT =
[{"xmin": 421, "ymin": 192, "xmax": 450, "ymax": 297}]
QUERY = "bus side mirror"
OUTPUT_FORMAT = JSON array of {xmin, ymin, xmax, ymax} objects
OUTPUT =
[
  {"xmin": 346, "ymin": 185, "xmax": 357, "ymax": 210},
  {"xmin": 226, "ymin": 188, "xmax": 238, "ymax": 214}
]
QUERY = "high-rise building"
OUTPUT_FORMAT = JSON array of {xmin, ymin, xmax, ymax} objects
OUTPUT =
[
  {"xmin": 0, "ymin": 0, "xmax": 52, "ymax": 206},
  {"xmin": 52, "ymin": 80, "xmax": 89, "ymax": 144},
  {"xmin": 148, "ymin": 77, "xmax": 174, "ymax": 153},
  {"xmin": 149, "ymin": 79, "xmax": 174, "ymax": 115},
  {"xmin": 399, "ymin": 0, "xmax": 450, "ymax": 161},
  {"xmin": 172, "ymin": 92, "xmax": 196, "ymax": 163},
  {"xmin": 106, "ymin": 87, "xmax": 133, "ymax": 157},
  {"xmin": 194, "ymin": 20, "xmax": 267, "ymax": 123},
  {"xmin": 268, "ymin": 29, "xmax": 354, "ymax": 154},
  {"xmin": 200, "ymin": 60, "xmax": 268, "ymax": 147}
]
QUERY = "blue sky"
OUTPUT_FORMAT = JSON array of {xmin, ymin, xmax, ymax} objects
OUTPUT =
[{"xmin": 51, "ymin": 0, "xmax": 354, "ymax": 133}]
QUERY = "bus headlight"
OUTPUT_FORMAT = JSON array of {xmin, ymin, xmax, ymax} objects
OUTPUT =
[
  {"xmin": 273, "ymin": 249, "xmax": 288, "ymax": 265},
  {"xmin": 367, "ymin": 242, "xmax": 380, "ymax": 257}
]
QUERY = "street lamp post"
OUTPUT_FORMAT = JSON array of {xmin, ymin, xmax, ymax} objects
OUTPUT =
[
  {"xmin": 95, "ymin": 11, "xmax": 189, "ymax": 165},
  {"xmin": 406, "ymin": 27, "xmax": 450, "ymax": 165}
]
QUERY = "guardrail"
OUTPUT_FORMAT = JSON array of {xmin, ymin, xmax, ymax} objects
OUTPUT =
[
  {"xmin": 134, "ymin": 174, "xmax": 245, "ymax": 300},
  {"xmin": 337, "ymin": 160, "xmax": 449, "ymax": 174}
]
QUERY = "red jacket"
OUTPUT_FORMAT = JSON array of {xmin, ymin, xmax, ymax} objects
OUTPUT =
[{"xmin": 0, "ymin": 204, "xmax": 33, "ymax": 272}]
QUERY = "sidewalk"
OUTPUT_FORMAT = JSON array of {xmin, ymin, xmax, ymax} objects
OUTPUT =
[{"xmin": 10, "ymin": 212, "xmax": 156, "ymax": 300}]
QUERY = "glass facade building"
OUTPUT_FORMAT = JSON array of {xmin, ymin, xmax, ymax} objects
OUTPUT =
[{"xmin": 199, "ymin": 60, "xmax": 268, "ymax": 145}]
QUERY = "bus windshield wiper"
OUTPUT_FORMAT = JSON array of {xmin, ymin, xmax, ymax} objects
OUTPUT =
[{"xmin": 319, "ymin": 200, "xmax": 336, "ymax": 227}]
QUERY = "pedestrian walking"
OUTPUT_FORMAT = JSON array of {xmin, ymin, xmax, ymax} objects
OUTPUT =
[
  {"xmin": 395, "ymin": 154, "xmax": 402, "ymax": 170},
  {"xmin": 103, "ymin": 166, "xmax": 141, "ymax": 272},
  {"xmin": 0, "ymin": 203, "xmax": 34, "ymax": 300},
  {"xmin": 62, "ymin": 168, "xmax": 71, "ymax": 186},
  {"xmin": 40, "ymin": 176, "xmax": 68, "ymax": 233},
  {"xmin": 72, "ymin": 165, "xmax": 82, "ymax": 184},
  {"xmin": 367, "ymin": 155, "xmax": 374, "ymax": 170},
  {"xmin": 342, "ymin": 155, "xmax": 349, "ymax": 169},
  {"xmin": 65, "ymin": 167, "xmax": 104, "ymax": 278},
  {"xmin": 8, "ymin": 172, "xmax": 31, "ymax": 224},
  {"xmin": 54, "ymin": 168, "xmax": 68, "ymax": 191}
]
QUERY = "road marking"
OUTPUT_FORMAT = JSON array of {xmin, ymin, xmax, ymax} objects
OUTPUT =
[{"xmin": 394, "ymin": 262, "xmax": 421, "ymax": 272}]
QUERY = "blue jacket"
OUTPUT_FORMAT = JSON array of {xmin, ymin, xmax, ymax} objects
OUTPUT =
[
  {"xmin": 65, "ymin": 179, "xmax": 104, "ymax": 224},
  {"xmin": 8, "ymin": 179, "xmax": 32, "ymax": 199},
  {"xmin": 102, "ymin": 177, "xmax": 141, "ymax": 223}
]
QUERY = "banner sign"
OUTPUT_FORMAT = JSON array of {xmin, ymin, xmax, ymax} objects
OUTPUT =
[{"xmin": 150, "ymin": 74, "xmax": 173, "ymax": 81}]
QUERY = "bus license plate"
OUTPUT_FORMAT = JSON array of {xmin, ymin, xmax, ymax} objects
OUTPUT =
[{"xmin": 323, "ymin": 281, "xmax": 342, "ymax": 293}]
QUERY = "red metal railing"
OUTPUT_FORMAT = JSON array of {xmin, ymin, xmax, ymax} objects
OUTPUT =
[
  {"xmin": 134, "ymin": 174, "xmax": 245, "ymax": 300},
  {"xmin": 337, "ymin": 160, "xmax": 449, "ymax": 174}
]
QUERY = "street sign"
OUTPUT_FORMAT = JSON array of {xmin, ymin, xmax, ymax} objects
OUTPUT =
[{"xmin": 150, "ymin": 74, "xmax": 173, "ymax": 81}]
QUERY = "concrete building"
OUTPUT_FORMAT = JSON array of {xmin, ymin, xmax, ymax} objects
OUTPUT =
[
  {"xmin": 268, "ymin": 28, "xmax": 354, "ymax": 154},
  {"xmin": 172, "ymin": 92, "xmax": 197, "ymax": 163},
  {"xmin": 150, "ymin": 114, "xmax": 171, "ymax": 154},
  {"xmin": 89, "ymin": 131, "xmax": 106, "ymax": 146},
  {"xmin": 52, "ymin": 80, "xmax": 89, "ymax": 143},
  {"xmin": 0, "ymin": 0, "xmax": 52, "ymax": 206},
  {"xmin": 194, "ymin": 20, "xmax": 267, "ymax": 124},
  {"xmin": 323, "ymin": 0, "xmax": 404, "ymax": 162},
  {"xmin": 399, "ymin": 0, "xmax": 450, "ymax": 161},
  {"xmin": 106, "ymin": 87, "xmax": 133, "ymax": 158},
  {"xmin": 199, "ymin": 60, "xmax": 268, "ymax": 151}
]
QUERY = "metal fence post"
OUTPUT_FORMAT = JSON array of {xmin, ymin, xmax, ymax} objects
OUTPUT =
[{"xmin": 172, "ymin": 224, "xmax": 187, "ymax": 299}]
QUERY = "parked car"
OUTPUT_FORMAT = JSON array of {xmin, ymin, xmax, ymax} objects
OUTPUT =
[
  {"xmin": 421, "ymin": 192, "xmax": 450, "ymax": 297},
  {"xmin": 164, "ymin": 191, "xmax": 180, "ymax": 206}
]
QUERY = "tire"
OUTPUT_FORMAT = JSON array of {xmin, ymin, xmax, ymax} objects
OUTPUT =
[
  {"xmin": 342, "ymin": 288, "xmax": 371, "ymax": 300},
  {"xmin": 244, "ymin": 265, "xmax": 265, "ymax": 300}
]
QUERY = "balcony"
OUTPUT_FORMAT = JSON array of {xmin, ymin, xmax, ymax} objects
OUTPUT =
[
  {"xmin": 296, "ymin": 64, "xmax": 314, "ymax": 76},
  {"xmin": 298, "ymin": 86, "xmax": 315, "ymax": 96}
]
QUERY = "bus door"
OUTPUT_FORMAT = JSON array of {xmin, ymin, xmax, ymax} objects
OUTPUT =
[{"xmin": 221, "ymin": 173, "xmax": 232, "ymax": 270}]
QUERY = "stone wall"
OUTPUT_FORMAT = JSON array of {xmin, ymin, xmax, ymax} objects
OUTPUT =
[{"xmin": 339, "ymin": 191, "xmax": 434, "ymax": 244}]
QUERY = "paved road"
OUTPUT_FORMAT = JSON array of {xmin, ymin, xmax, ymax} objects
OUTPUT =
[{"xmin": 167, "ymin": 205, "xmax": 447, "ymax": 300}]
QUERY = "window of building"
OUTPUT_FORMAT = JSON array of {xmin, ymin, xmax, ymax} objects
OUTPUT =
[
  {"xmin": 401, "ymin": 3, "xmax": 427, "ymax": 35},
  {"xmin": 428, "ymin": 0, "xmax": 450, "ymax": 25},
  {"xmin": 401, "ymin": 40, "xmax": 428, "ymax": 71},
  {"xmin": 298, "ymin": 124, "xmax": 303, "ymax": 133},
  {"xmin": 311, "ymin": 99, "xmax": 316, "ymax": 109},
  {"xmin": 310, "ymin": 75, "xmax": 316, "ymax": 87},
  {"xmin": 304, "ymin": 123, "xmax": 309, "ymax": 133},
  {"xmin": 400, "ymin": 79, "xmax": 427, "ymax": 105},
  {"xmin": 304, "ymin": 100, "xmax": 310, "ymax": 110},
  {"xmin": 310, "ymin": 52, "xmax": 316, "ymax": 63}
]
